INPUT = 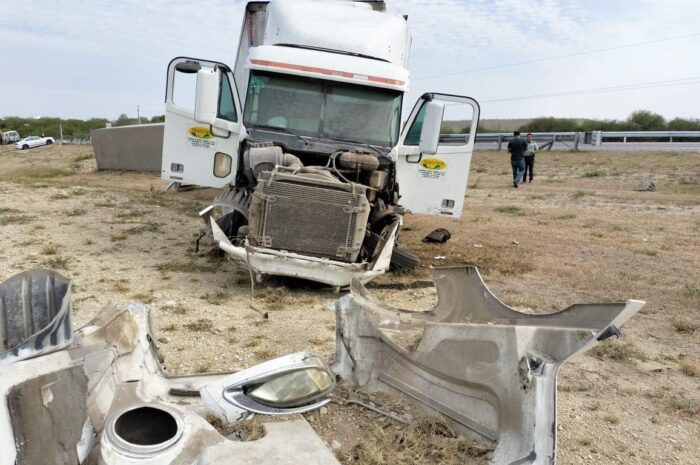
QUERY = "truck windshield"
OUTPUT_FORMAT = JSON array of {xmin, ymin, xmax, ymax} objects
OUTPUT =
[{"xmin": 243, "ymin": 71, "xmax": 402, "ymax": 147}]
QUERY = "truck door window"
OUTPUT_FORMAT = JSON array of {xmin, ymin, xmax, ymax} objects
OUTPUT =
[
  {"xmin": 218, "ymin": 74, "xmax": 238, "ymax": 122},
  {"xmin": 172, "ymin": 71, "xmax": 196, "ymax": 111},
  {"xmin": 404, "ymin": 102, "xmax": 427, "ymax": 146}
]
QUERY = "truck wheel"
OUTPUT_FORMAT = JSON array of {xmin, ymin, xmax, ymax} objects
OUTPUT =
[{"xmin": 390, "ymin": 246, "xmax": 421, "ymax": 272}]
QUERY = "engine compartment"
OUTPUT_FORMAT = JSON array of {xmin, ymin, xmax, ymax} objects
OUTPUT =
[{"xmin": 211, "ymin": 139, "xmax": 412, "ymax": 270}]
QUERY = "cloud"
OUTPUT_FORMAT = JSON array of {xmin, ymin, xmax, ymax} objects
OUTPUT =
[{"xmin": 0, "ymin": 0, "xmax": 698, "ymax": 119}]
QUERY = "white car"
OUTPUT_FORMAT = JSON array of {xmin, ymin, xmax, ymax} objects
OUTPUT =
[{"xmin": 16, "ymin": 135, "xmax": 55, "ymax": 150}]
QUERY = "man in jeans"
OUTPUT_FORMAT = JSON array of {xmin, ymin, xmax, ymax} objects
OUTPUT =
[
  {"xmin": 507, "ymin": 131, "xmax": 527, "ymax": 188},
  {"xmin": 523, "ymin": 133, "xmax": 538, "ymax": 182}
]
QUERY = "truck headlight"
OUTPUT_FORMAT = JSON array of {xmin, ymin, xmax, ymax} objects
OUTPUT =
[
  {"xmin": 246, "ymin": 356, "xmax": 334, "ymax": 407},
  {"xmin": 201, "ymin": 353, "xmax": 336, "ymax": 421},
  {"xmin": 213, "ymin": 152, "xmax": 232, "ymax": 178}
]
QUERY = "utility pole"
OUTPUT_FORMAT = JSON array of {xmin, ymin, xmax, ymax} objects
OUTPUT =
[
  {"xmin": 59, "ymin": 124, "xmax": 63, "ymax": 145},
  {"xmin": 137, "ymin": 105, "xmax": 142, "ymax": 125}
]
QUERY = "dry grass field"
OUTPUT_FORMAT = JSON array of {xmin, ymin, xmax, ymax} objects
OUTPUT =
[{"xmin": 0, "ymin": 143, "xmax": 698, "ymax": 464}]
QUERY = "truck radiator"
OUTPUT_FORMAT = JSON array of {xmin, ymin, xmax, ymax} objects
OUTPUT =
[{"xmin": 249, "ymin": 171, "xmax": 370, "ymax": 262}]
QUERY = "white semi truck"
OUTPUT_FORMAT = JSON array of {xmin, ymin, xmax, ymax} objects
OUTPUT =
[{"xmin": 161, "ymin": 0, "xmax": 479, "ymax": 286}]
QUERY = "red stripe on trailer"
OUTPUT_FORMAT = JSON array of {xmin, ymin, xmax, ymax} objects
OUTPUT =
[{"xmin": 250, "ymin": 59, "xmax": 405, "ymax": 86}]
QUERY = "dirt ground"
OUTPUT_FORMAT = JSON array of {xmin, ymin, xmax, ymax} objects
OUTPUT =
[{"xmin": 0, "ymin": 143, "xmax": 698, "ymax": 464}]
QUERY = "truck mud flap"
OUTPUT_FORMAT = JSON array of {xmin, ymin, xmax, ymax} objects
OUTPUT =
[{"xmin": 332, "ymin": 266, "xmax": 644, "ymax": 465}]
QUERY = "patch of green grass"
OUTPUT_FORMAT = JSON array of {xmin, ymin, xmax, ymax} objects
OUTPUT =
[
  {"xmin": 633, "ymin": 249, "xmax": 659, "ymax": 257},
  {"xmin": 578, "ymin": 438, "xmax": 593, "ymax": 447},
  {"xmin": 0, "ymin": 214, "xmax": 33, "ymax": 225},
  {"xmin": 43, "ymin": 256, "xmax": 71, "ymax": 270},
  {"xmin": 494, "ymin": 205, "xmax": 522, "ymax": 215},
  {"xmin": 591, "ymin": 231, "xmax": 604, "ymax": 238},
  {"xmin": 590, "ymin": 340, "xmax": 647, "ymax": 362},
  {"xmin": 167, "ymin": 303, "xmax": 188, "ymax": 315},
  {"xmin": 184, "ymin": 318, "xmax": 214, "ymax": 332},
  {"xmin": 155, "ymin": 261, "xmax": 219, "ymax": 274},
  {"xmin": 680, "ymin": 361, "xmax": 698, "ymax": 377},
  {"xmin": 25, "ymin": 168, "xmax": 73, "ymax": 179},
  {"xmin": 666, "ymin": 398, "xmax": 700, "ymax": 417},
  {"xmin": 111, "ymin": 279, "xmax": 130, "ymax": 293},
  {"xmin": 683, "ymin": 282, "xmax": 700, "ymax": 298},
  {"xmin": 72, "ymin": 154, "xmax": 94, "ymax": 163},
  {"xmin": 124, "ymin": 222, "xmax": 161, "ymax": 235},
  {"xmin": 195, "ymin": 362, "xmax": 213, "ymax": 373},
  {"xmin": 573, "ymin": 190, "xmax": 589, "ymax": 199},
  {"xmin": 115, "ymin": 210, "xmax": 149, "ymax": 219},
  {"xmin": 66, "ymin": 208, "xmax": 87, "ymax": 217},
  {"xmin": 672, "ymin": 317, "xmax": 698, "ymax": 334},
  {"xmin": 0, "ymin": 208, "xmax": 20, "ymax": 214},
  {"xmin": 245, "ymin": 339, "xmax": 261, "ymax": 348},
  {"xmin": 255, "ymin": 349, "xmax": 276, "ymax": 360},
  {"xmin": 131, "ymin": 292, "xmax": 156, "ymax": 304},
  {"xmin": 582, "ymin": 170, "xmax": 601, "ymax": 178},
  {"xmin": 200, "ymin": 291, "xmax": 229, "ymax": 306},
  {"xmin": 111, "ymin": 232, "xmax": 128, "ymax": 242},
  {"xmin": 41, "ymin": 244, "xmax": 59, "ymax": 255}
]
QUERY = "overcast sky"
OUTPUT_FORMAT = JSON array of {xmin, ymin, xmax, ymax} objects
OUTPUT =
[{"xmin": 1, "ymin": 0, "xmax": 699, "ymax": 121}]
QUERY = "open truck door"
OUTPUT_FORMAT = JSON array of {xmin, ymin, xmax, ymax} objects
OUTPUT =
[
  {"xmin": 162, "ymin": 57, "xmax": 246, "ymax": 188},
  {"xmin": 393, "ymin": 93, "xmax": 479, "ymax": 218}
]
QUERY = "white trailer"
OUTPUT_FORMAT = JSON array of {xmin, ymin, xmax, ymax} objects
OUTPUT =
[{"xmin": 161, "ymin": 0, "xmax": 479, "ymax": 286}]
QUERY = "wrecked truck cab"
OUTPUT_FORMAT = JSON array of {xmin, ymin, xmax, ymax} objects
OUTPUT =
[{"xmin": 162, "ymin": 1, "xmax": 480, "ymax": 287}]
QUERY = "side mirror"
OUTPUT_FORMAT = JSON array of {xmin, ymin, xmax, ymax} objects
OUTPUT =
[
  {"xmin": 194, "ymin": 68, "xmax": 220, "ymax": 125},
  {"xmin": 419, "ymin": 100, "xmax": 444, "ymax": 155},
  {"xmin": 200, "ymin": 352, "xmax": 336, "ymax": 422}
]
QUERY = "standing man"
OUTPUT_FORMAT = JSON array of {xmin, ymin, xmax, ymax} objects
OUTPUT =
[
  {"xmin": 507, "ymin": 131, "xmax": 527, "ymax": 188},
  {"xmin": 524, "ymin": 133, "xmax": 538, "ymax": 183}
]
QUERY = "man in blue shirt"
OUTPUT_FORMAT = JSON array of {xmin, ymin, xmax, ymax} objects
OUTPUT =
[{"xmin": 507, "ymin": 131, "xmax": 527, "ymax": 188}]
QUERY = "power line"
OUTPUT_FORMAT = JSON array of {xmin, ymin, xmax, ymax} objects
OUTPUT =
[
  {"xmin": 479, "ymin": 76, "xmax": 700, "ymax": 104},
  {"xmin": 413, "ymin": 32, "xmax": 700, "ymax": 81}
]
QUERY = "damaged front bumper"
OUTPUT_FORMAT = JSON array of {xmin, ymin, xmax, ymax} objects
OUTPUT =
[
  {"xmin": 333, "ymin": 266, "xmax": 645, "ymax": 465},
  {"xmin": 205, "ymin": 212, "xmax": 398, "ymax": 287}
]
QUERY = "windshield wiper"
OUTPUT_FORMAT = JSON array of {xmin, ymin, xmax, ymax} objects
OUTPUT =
[
  {"xmin": 249, "ymin": 124, "xmax": 312, "ymax": 146},
  {"xmin": 329, "ymin": 138, "xmax": 384, "ymax": 155}
]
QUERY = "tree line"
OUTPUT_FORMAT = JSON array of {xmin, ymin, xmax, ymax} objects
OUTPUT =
[
  {"xmin": 0, "ymin": 114, "xmax": 165, "ymax": 140},
  {"xmin": 518, "ymin": 110, "xmax": 699, "ymax": 133},
  {"xmin": 444, "ymin": 110, "xmax": 700, "ymax": 134}
]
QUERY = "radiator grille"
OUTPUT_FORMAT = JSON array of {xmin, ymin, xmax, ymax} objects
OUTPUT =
[{"xmin": 249, "ymin": 172, "xmax": 370, "ymax": 262}]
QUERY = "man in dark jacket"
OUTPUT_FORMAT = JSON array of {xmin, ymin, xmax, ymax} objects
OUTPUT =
[{"xmin": 507, "ymin": 131, "xmax": 527, "ymax": 188}]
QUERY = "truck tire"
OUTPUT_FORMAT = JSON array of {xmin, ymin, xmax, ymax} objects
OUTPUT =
[
  {"xmin": 390, "ymin": 246, "xmax": 421, "ymax": 272},
  {"xmin": 365, "ymin": 232, "xmax": 420, "ymax": 272}
]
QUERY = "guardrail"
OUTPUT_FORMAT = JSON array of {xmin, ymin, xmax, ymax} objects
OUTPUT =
[
  {"xmin": 442, "ymin": 130, "xmax": 700, "ymax": 150},
  {"xmin": 599, "ymin": 131, "xmax": 700, "ymax": 143},
  {"xmin": 442, "ymin": 132, "xmax": 583, "ymax": 150}
]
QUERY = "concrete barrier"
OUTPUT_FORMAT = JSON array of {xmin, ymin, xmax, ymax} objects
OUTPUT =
[{"xmin": 91, "ymin": 123, "xmax": 164, "ymax": 172}]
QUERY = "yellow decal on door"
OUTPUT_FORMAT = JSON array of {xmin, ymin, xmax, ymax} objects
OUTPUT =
[
  {"xmin": 419, "ymin": 157, "xmax": 447, "ymax": 171},
  {"xmin": 188, "ymin": 126, "xmax": 214, "ymax": 139},
  {"xmin": 187, "ymin": 125, "xmax": 217, "ymax": 149}
]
